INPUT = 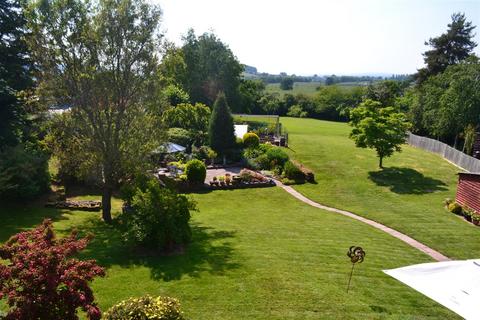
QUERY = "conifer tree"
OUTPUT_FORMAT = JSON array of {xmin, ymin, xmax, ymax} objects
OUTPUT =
[{"xmin": 208, "ymin": 93, "xmax": 236, "ymax": 165}]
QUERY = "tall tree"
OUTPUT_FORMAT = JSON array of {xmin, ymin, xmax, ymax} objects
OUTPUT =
[
  {"xmin": 238, "ymin": 79, "xmax": 266, "ymax": 114},
  {"xmin": 27, "ymin": 0, "xmax": 164, "ymax": 222},
  {"xmin": 180, "ymin": 30, "xmax": 243, "ymax": 111},
  {"xmin": 365, "ymin": 80, "xmax": 404, "ymax": 107},
  {"xmin": 420, "ymin": 57, "xmax": 480, "ymax": 147},
  {"xmin": 349, "ymin": 99, "xmax": 410, "ymax": 168},
  {"xmin": 416, "ymin": 13, "xmax": 477, "ymax": 83},
  {"xmin": 0, "ymin": 0, "xmax": 33, "ymax": 148},
  {"xmin": 280, "ymin": 77, "xmax": 294, "ymax": 90},
  {"xmin": 208, "ymin": 93, "xmax": 236, "ymax": 164}
]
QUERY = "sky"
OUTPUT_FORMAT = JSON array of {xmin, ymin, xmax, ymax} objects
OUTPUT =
[{"xmin": 156, "ymin": 0, "xmax": 480, "ymax": 76}]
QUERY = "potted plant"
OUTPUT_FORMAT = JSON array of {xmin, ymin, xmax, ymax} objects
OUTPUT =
[
  {"xmin": 225, "ymin": 173, "xmax": 231, "ymax": 185},
  {"xmin": 472, "ymin": 212, "xmax": 480, "ymax": 226},
  {"xmin": 218, "ymin": 176, "xmax": 225, "ymax": 186},
  {"xmin": 210, "ymin": 176, "xmax": 218, "ymax": 186},
  {"xmin": 232, "ymin": 175, "xmax": 241, "ymax": 185}
]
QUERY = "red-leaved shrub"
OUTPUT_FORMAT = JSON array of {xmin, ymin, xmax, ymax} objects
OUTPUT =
[{"xmin": 0, "ymin": 219, "xmax": 105, "ymax": 320}]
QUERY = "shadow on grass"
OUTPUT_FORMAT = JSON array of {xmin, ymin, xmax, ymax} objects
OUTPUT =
[
  {"xmin": 0, "ymin": 203, "xmax": 66, "ymax": 242},
  {"xmin": 78, "ymin": 218, "xmax": 240, "ymax": 282},
  {"xmin": 368, "ymin": 167, "xmax": 448, "ymax": 194}
]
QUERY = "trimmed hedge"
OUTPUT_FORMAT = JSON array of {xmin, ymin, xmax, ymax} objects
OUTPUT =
[
  {"xmin": 243, "ymin": 132, "xmax": 260, "ymax": 148},
  {"xmin": 185, "ymin": 159, "xmax": 206, "ymax": 184}
]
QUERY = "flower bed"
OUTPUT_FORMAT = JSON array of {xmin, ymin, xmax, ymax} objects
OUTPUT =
[{"xmin": 208, "ymin": 169, "xmax": 275, "ymax": 190}]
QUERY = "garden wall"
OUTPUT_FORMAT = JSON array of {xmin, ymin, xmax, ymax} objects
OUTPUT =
[{"xmin": 407, "ymin": 132, "xmax": 480, "ymax": 173}]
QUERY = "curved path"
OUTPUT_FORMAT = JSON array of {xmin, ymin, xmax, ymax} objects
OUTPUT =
[{"xmin": 275, "ymin": 181, "xmax": 450, "ymax": 262}]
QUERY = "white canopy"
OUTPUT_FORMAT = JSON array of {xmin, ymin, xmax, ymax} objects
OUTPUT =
[
  {"xmin": 154, "ymin": 142, "xmax": 186, "ymax": 154},
  {"xmin": 384, "ymin": 259, "xmax": 480, "ymax": 320}
]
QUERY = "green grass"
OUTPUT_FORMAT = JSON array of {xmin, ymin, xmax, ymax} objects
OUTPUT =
[
  {"xmin": 266, "ymin": 82, "xmax": 322, "ymax": 96},
  {"xmin": 2, "ymin": 117, "xmax": 474, "ymax": 318},
  {"xmin": 282, "ymin": 117, "xmax": 480, "ymax": 260},
  {"xmin": 0, "ymin": 189, "xmax": 460, "ymax": 319}
]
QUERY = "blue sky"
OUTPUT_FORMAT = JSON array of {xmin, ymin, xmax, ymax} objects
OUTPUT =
[{"xmin": 157, "ymin": 0, "xmax": 480, "ymax": 75}]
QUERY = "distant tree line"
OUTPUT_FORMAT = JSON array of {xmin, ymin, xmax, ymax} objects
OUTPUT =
[{"xmin": 325, "ymin": 74, "xmax": 412, "ymax": 85}]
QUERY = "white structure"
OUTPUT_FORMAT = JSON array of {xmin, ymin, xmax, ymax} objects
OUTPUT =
[
  {"xmin": 234, "ymin": 124, "xmax": 248, "ymax": 139},
  {"xmin": 384, "ymin": 259, "xmax": 480, "ymax": 320}
]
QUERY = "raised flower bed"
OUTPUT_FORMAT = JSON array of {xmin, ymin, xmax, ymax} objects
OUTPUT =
[{"xmin": 209, "ymin": 169, "xmax": 275, "ymax": 190}]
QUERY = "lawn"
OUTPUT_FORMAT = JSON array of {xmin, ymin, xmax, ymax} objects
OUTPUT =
[
  {"xmin": 0, "ymin": 188, "xmax": 460, "ymax": 319},
  {"xmin": 281, "ymin": 117, "xmax": 480, "ymax": 260}
]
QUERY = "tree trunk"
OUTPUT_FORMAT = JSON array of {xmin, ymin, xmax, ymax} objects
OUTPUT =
[
  {"xmin": 223, "ymin": 154, "xmax": 226, "ymax": 166},
  {"xmin": 102, "ymin": 185, "xmax": 113, "ymax": 224},
  {"xmin": 379, "ymin": 156, "xmax": 383, "ymax": 169}
]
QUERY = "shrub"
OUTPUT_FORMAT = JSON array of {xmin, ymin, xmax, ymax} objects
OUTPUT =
[
  {"xmin": 255, "ymin": 154, "xmax": 271, "ymax": 170},
  {"xmin": 243, "ymin": 147, "xmax": 263, "ymax": 161},
  {"xmin": 104, "ymin": 295, "xmax": 185, "ymax": 320},
  {"xmin": 120, "ymin": 178, "xmax": 196, "ymax": 251},
  {"xmin": 0, "ymin": 144, "xmax": 50, "ymax": 200},
  {"xmin": 448, "ymin": 202, "xmax": 463, "ymax": 215},
  {"xmin": 185, "ymin": 159, "xmax": 207, "ymax": 184},
  {"xmin": 463, "ymin": 208, "xmax": 473, "ymax": 221},
  {"xmin": 167, "ymin": 128, "xmax": 193, "ymax": 148},
  {"xmin": 0, "ymin": 219, "xmax": 105, "ymax": 320},
  {"xmin": 236, "ymin": 137, "xmax": 244, "ymax": 149},
  {"xmin": 291, "ymin": 160, "xmax": 315, "ymax": 182},
  {"xmin": 287, "ymin": 104, "xmax": 308, "ymax": 118},
  {"xmin": 444, "ymin": 198, "xmax": 453, "ymax": 206},
  {"xmin": 192, "ymin": 146, "xmax": 217, "ymax": 164},
  {"xmin": 281, "ymin": 177, "xmax": 297, "ymax": 185},
  {"xmin": 266, "ymin": 147, "xmax": 289, "ymax": 168},
  {"xmin": 167, "ymin": 161, "xmax": 186, "ymax": 171},
  {"xmin": 472, "ymin": 213, "xmax": 480, "ymax": 222},
  {"xmin": 284, "ymin": 160, "xmax": 306, "ymax": 181},
  {"xmin": 243, "ymin": 132, "xmax": 260, "ymax": 148}
]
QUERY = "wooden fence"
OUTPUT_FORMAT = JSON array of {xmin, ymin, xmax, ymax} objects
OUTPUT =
[{"xmin": 407, "ymin": 132, "xmax": 480, "ymax": 173}]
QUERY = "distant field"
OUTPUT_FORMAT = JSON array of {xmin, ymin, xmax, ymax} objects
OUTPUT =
[{"xmin": 265, "ymin": 82, "xmax": 367, "ymax": 97}]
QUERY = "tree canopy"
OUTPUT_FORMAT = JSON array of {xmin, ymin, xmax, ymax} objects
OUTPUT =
[
  {"xmin": 0, "ymin": 0, "xmax": 33, "ymax": 148},
  {"xmin": 160, "ymin": 30, "xmax": 244, "ymax": 112},
  {"xmin": 27, "ymin": 0, "xmax": 164, "ymax": 222},
  {"xmin": 208, "ymin": 93, "xmax": 236, "ymax": 162},
  {"xmin": 415, "ymin": 57, "xmax": 480, "ymax": 147},
  {"xmin": 416, "ymin": 13, "xmax": 477, "ymax": 83},
  {"xmin": 280, "ymin": 77, "xmax": 294, "ymax": 90},
  {"xmin": 349, "ymin": 99, "xmax": 411, "ymax": 168}
]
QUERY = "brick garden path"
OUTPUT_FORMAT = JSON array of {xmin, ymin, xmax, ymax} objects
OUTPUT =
[{"xmin": 275, "ymin": 180, "xmax": 451, "ymax": 262}]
